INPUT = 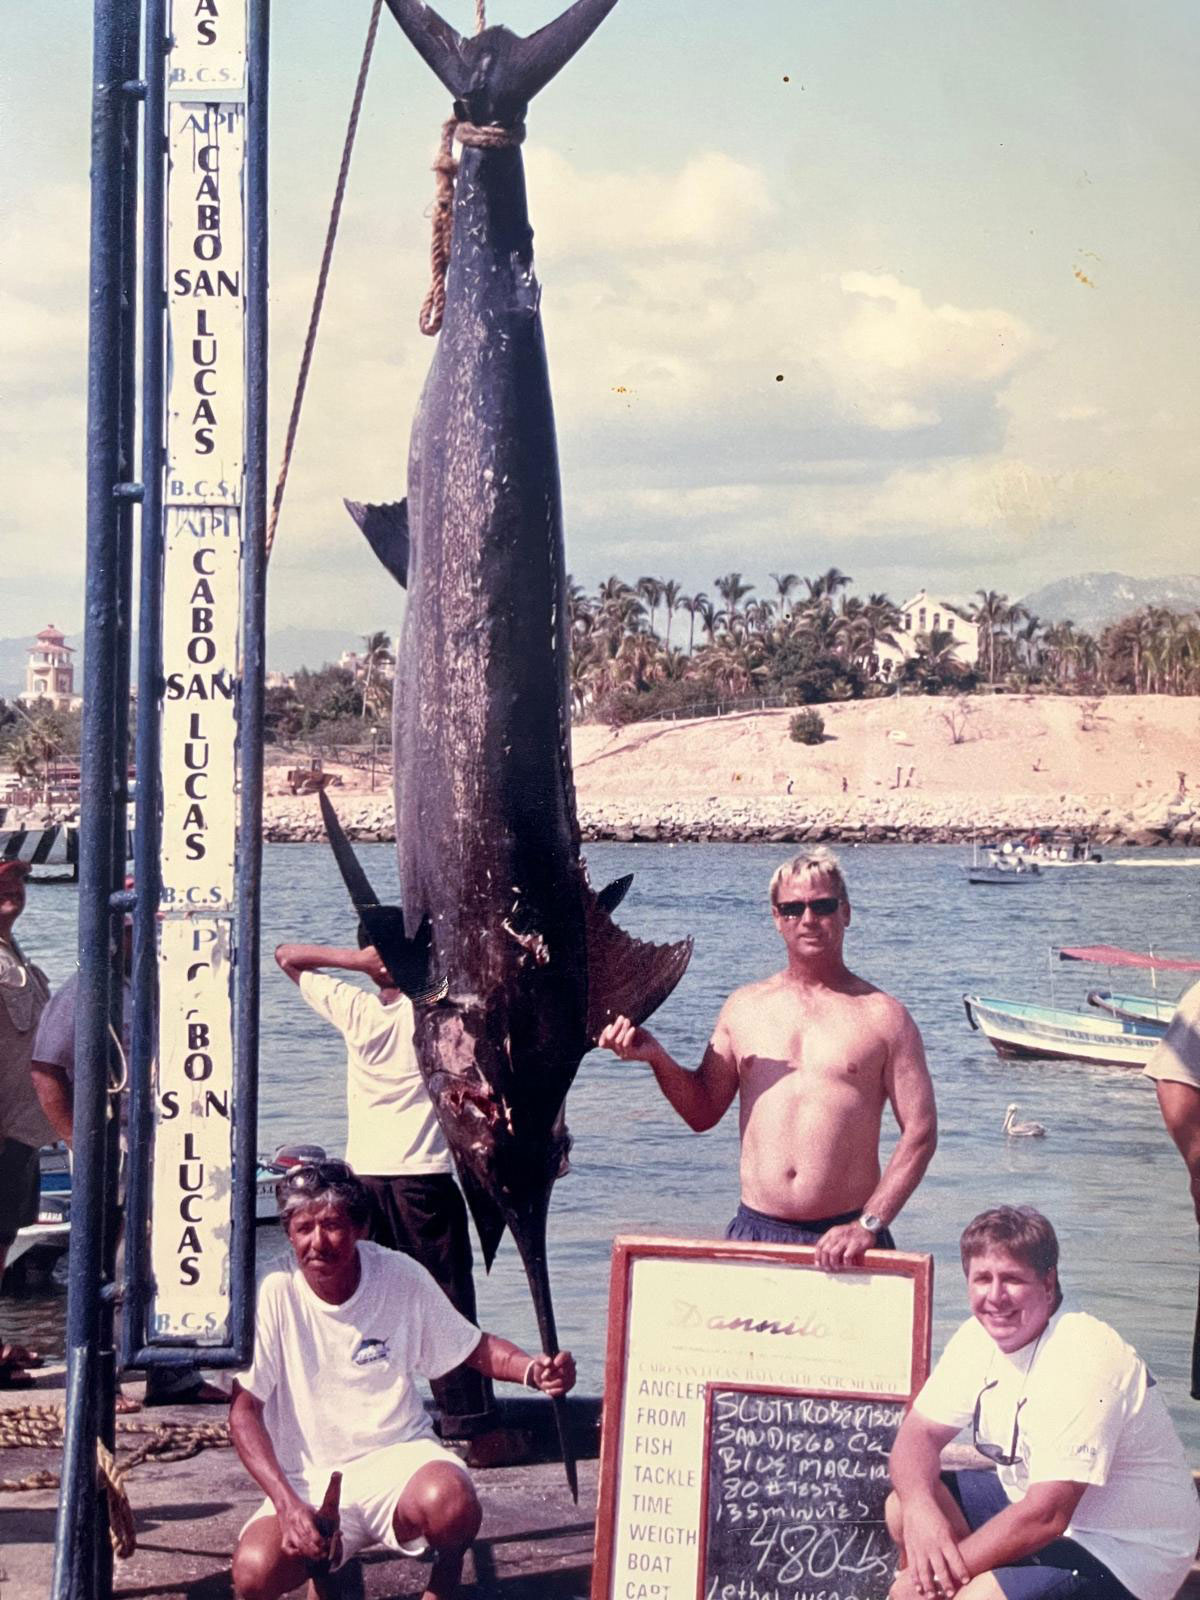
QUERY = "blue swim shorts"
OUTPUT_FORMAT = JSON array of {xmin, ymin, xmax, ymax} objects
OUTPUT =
[
  {"xmin": 943, "ymin": 1469, "xmax": 1137, "ymax": 1600},
  {"xmin": 724, "ymin": 1201, "xmax": 896, "ymax": 1250}
]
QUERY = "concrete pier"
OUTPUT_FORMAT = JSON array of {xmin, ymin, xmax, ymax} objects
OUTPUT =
[{"xmin": 0, "ymin": 1369, "xmax": 600, "ymax": 1599}]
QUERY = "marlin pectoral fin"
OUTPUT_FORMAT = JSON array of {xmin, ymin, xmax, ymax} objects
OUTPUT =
[
  {"xmin": 345, "ymin": 498, "xmax": 409, "ymax": 589},
  {"xmin": 584, "ymin": 893, "xmax": 693, "ymax": 1041},
  {"xmin": 596, "ymin": 873, "xmax": 633, "ymax": 915}
]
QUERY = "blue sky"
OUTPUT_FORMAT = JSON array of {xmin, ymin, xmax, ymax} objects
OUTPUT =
[{"xmin": 5, "ymin": 0, "xmax": 1199, "ymax": 643}]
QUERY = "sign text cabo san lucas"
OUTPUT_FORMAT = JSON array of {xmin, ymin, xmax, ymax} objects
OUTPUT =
[{"xmin": 150, "ymin": 0, "xmax": 248, "ymax": 1345}]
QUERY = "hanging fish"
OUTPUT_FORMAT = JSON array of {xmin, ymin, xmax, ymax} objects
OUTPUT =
[{"xmin": 336, "ymin": 0, "xmax": 692, "ymax": 1497}]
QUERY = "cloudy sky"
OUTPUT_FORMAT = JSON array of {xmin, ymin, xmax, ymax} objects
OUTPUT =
[{"xmin": 5, "ymin": 0, "xmax": 1199, "ymax": 646}]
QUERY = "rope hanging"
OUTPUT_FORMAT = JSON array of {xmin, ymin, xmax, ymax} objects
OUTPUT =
[
  {"xmin": 264, "ymin": 0, "xmax": 384, "ymax": 562},
  {"xmin": 419, "ymin": 118, "xmax": 526, "ymax": 336}
]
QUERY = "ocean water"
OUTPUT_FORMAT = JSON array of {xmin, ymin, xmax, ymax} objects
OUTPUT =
[{"xmin": 6, "ymin": 842, "xmax": 1200, "ymax": 1454}]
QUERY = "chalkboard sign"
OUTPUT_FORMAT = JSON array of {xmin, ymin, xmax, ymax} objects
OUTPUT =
[
  {"xmin": 700, "ymin": 1385, "xmax": 905, "ymax": 1600},
  {"xmin": 591, "ymin": 1236, "xmax": 931, "ymax": 1600}
]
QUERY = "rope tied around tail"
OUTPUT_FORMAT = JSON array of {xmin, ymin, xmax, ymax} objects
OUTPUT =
[{"xmin": 419, "ymin": 118, "xmax": 527, "ymax": 337}]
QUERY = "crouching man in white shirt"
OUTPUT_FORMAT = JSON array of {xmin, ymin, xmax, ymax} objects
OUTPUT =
[
  {"xmin": 230, "ymin": 1161, "xmax": 575, "ymax": 1600},
  {"xmin": 887, "ymin": 1206, "xmax": 1199, "ymax": 1600}
]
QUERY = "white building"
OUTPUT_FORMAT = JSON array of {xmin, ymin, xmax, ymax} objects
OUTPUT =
[
  {"xmin": 21, "ymin": 624, "xmax": 81, "ymax": 709},
  {"xmin": 873, "ymin": 590, "xmax": 979, "ymax": 677}
]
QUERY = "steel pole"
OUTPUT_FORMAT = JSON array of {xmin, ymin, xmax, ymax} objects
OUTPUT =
[{"xmin": 50, "ymin": 0, "xmax": 140, "ymax": 1594}]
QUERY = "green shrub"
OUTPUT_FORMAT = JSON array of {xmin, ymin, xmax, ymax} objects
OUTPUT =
[{"xmin": 789, "ymin": 709, "xmax": 825, "ymax": 745}]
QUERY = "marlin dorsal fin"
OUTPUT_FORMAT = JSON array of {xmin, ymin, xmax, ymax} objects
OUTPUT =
[{"xmin": 345, "ymin": 498, "xmax": 409, "ymax": 589}]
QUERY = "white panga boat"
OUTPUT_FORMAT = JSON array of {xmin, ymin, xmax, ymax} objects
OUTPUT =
[
  {"xmin": 963, "ymin": 842, "xmax": 1042, "ymax": 885},
  {"xmin": 963, "ymin": 994, "xmax": 1165, "ymax": 1067}
]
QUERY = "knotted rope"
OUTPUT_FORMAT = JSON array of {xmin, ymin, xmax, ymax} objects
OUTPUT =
[
  {"xmin": 419, "ymin": 118, "xmax": 526, "ymax": 336},
  {"xmin": 0, "ymin": 1403, "xmax": 231, "ymax": 1557}
]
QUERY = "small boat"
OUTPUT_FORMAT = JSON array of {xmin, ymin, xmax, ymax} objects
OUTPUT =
[
  {"xmin": 255, "ymin": 1142, "xmax": 330, "ymax": 1224},
  {"xmin": 963, "ymin": 993, "xmax": 1165, "ymax": 1067},
  {"xmin": 3, "ymin": 1145, "xmax": 72, "ymax": 1287},
  {"xmin": 1086, "ymin": 989, "xmax": 1177, "ymax": 1028},
  {"xmin": 964, "ymin": 842, "xmax": 1042, "ymax": 885}
]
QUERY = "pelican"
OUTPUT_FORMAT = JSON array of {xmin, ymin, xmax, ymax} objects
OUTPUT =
[{"xmin": 1003, "ymin": 1102, "xmax": 1046, "ymax": 1138}]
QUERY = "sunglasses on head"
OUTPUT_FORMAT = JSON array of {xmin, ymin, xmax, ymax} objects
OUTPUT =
[
  {"xmin": 275, "ymin": 1159, "xmax": 356, "ymax": 1200},
  {"xmin": 972, "ymin": 1379, "xmax": 1026, "ymax": 1466},
  {"xmin": 775, "ymin": 896, "xmax": 841, "ymax": 918}
]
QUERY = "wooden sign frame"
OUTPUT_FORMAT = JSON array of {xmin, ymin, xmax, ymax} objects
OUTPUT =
[
  {"xmin": 591, "ymin": 1235, "xmax": 932, "ymax": 1600},
  {"xmin": 696, "ymin": 1381, "xmax": 908, "ymax": 1600}
]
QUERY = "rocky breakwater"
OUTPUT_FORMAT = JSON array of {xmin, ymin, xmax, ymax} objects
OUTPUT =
[{"xmin": 258, "ymin": 791, "xmax": 1198, "ymax": 847}]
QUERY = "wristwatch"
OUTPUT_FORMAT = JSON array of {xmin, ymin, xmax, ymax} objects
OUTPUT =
[{"xmin": 858, "ymin": 1211, "xmax": 885, "ymax": 1235}]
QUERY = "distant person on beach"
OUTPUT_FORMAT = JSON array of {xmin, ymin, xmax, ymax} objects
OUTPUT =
[
  {"xmin": 230, "ymin": 1162, "xmax": 573, "ymax": 1600},
  {"xmin": 0, "ymin": 859, "xmax": 52, "ymax": 1386},
  {"xmin": 597, "ymin": 845, "xmax": 937, "ymax": 1268},
  {"xmin": 275, "ymin": 936, "xmax": 528, "ymax": 1466},
  {"xmin": 886, "ymin": 1205, "xmax": 1199, "ymax": 1600}
]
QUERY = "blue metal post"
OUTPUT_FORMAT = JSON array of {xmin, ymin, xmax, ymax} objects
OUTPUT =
[
  {"xmin": 51, "ymin": 0, "xmax": 142, "ymax": 1592},
  {"xmin": 232, "ymin": 0, "xmax": 271, "ymax": 1362}
]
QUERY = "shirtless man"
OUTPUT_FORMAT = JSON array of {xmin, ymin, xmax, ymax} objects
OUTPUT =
[{"xmin": 597, "ymin": 848, "xmax": 937, "ymax": 1268}]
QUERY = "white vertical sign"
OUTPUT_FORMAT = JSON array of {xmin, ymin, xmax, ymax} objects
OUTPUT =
[
  {"xmin": 166, "ymin": 102, "xmax": 245, "ymax": 505},
  {"xmin": 149, "ymin": 0, "xmax": 250, "ymax": 1344},
  {"xmin": 149, "ymin": 917, "xmax": 235, "ymax": 1343},
  {"xmin": 159, "ymin": 506, "xmax": 240, "ymax": 908}
]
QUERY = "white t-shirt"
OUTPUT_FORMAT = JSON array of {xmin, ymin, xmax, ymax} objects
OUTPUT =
[
  {"xmin": 240, "ymin": 1240, "xmax": 481, "ymax": 1477},
  {"xmin": 915, "ymin": 1307, "xmax": 1200, "ymax": 1600},
  {"xmin": 1144, "ymin": 979, "xmax": 1200, "ymax": 1088},
  {"xmin": 299, "ymin": 972, "xmax": 450, "ymax": 1177}
]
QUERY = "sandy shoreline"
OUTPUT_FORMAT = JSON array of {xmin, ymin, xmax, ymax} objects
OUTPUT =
[
  {"xmin": 253, "ymin": 694, "xmax": 1200, "ymax": 846},
  {"xmin": 5, "ymin": 695, "xmax": 1197, "ymax": 846}
]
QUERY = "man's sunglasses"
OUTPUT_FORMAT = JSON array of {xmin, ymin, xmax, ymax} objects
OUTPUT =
[
  {"xmin": 275, "ymin": 1159, "xmax": 356, "ymax": 1201},
  {"xmin": 775, "ymin": 896, "xmax": 841, "ymax": 918},
  {"xmin": 972, "ymin": 1379, "xmax": 1026, "ymax": 1466}
]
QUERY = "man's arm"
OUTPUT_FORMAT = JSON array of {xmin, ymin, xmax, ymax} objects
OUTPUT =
[
  {"xmin": 228, "ymin": 1382, "xmax": 329, "ymax": 1561},
  {"xmin": 274, "ymin": 943, "xmax": 390, "ymax": 988},
  {"xmin": 888, "ymin": 1408, "xmax": 972, "ymax": 1596},
  {"xmin": 1154, "ymin": 1081, "xmax": 1200, "ymax": 1223},
  {"xmin": 596, "ymin": 1012, "xmax": 739, "ymax": 1132},
  {"xmin": 29, "ymin": 1061, "xmax": 74, "ymax": 1146},
  {"xmin": 817, "ymin": 1006, "xmax": 937, "ymax": 1269},
  {"xmin": 465, "ymin": 1332, "xmax": 576, "ymax": 1396}
]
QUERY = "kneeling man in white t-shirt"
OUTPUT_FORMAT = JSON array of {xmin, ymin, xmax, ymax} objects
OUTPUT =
[
  {"xmin": 230, "ymin": 1161, "xmax": 574, "ymax": 1600},
  {"xmin": 887, "ymin": 1206, "xmax": 1199, "ymax": 1600}
]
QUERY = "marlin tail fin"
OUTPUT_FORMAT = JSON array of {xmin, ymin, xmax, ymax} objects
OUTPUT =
[{"xmin": 382, "ymin": 0, "xmax": 619, "ymax": 106}]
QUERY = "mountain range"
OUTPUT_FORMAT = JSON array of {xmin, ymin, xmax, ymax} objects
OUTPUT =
[{"xmin": 1017, "ymin": 572, "xmax": 1200, "ymax": 635}]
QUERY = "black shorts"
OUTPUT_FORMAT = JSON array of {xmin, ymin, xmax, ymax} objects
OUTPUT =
[
  {"xmin": 0, "ymin": 1139, "xmax": 40, "ymax": 1246},
  {"xmin": 943, "ymin": 1470, "xmax": 1138, "ymax": 1600},
  {"xmin": 725, "ymin": 1201, "xmax": 896, "ymax": 1250}
]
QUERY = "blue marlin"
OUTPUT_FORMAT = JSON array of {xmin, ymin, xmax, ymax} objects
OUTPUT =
[{"xmin": 338, "ymin": 0, "xmax": 692, "ymax": 1494}]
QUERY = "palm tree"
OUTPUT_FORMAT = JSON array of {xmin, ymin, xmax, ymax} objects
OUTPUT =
[
  {"xmin": 682, "ymin": 591, "xmax": 708, "ymax": 654},
  {"xmin": 970, "ymin": 589, "xmax": 1011, "ymax": 684},
  {"xmin": 661, "ymin": 579, "xmax": 683, "ymax": 649},
  {"xmin": 359, "ymin": 630, "xmax": 393, "ymax": 718},
  {"xmin": 713, "ymin": 572, "xmax": 754, "ymax": 622},
  {"xmin": 770, "ymin": 572, "xmax": 800, "ymax": 618},
  {"xmin": 636, "ymin": 576, "xmax": 665, "ymax": 638}
]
